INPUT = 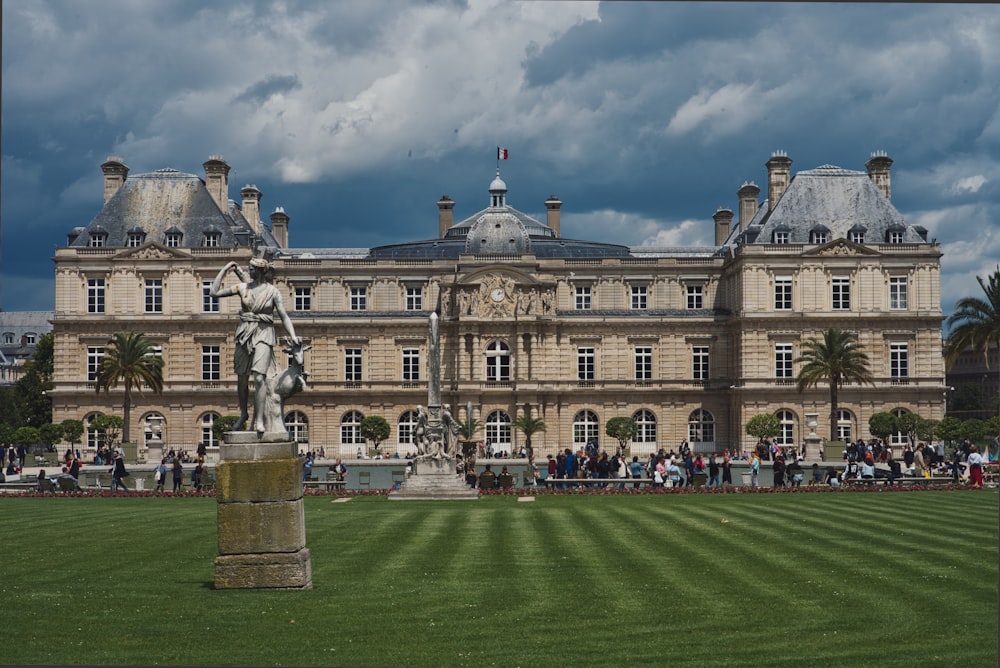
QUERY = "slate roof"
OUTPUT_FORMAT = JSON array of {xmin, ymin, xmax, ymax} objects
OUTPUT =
[
  {"xmin": 68, "ymin": 168, "xmax": 276, "ymax": 249},
  {"xmin": 724, "ymin": 164, "xmax": 925, "ymax": 247}
]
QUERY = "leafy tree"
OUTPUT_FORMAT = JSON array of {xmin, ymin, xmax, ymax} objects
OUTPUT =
[
  {"xmin": 915, "ymin": 418, "xmax": 939, "ymax": 444},
  {"xmin": 986, "ymin": 415, "xmax": 999, "ymax": 437},
  {"xmin": 514, "ymin": 411, "xmax": 547, "ymax": 461},
  {"xmin": 936, "ymin": 416, "xmax": 963, "ymax": 445},
  {"xmin": 868, "ymin": 412, "xmax": 898, "ymax": 442},
  {"xmin": 795, "ymin": 328, "xmax": 875, "ymax": 441},
  {"xmin": 212, "ymin": 415, "xmax": 241, "ymax": 444},
  {"xmin": 0, "ymin": 423, "xmax": 15, "ymax": 448},
  {"xmin": 91, "ymin": 414, "xmax": 124, "ymax": 451},
  {"xmin": 897, "ymin": 412, "xmax": 922, "ymax": 447},
  {"xmin": 0, "ymin": 385, "xmax": 24, "ymax": 427},
  {"xmin": 95, "ymin": 331, "xmax": 164, "ymax": 443},
  {"xmin": 745, "ymin": 413, "xmax": 781, "ymax": 441},
  {"xmin": 39, "ymin": 423, "xmax": 64, "ymax": 451},
  {"xmin": 13, "ymin": 426, "xmax": 39, "ymax": 447},
  {"xmin": 604, "ymin": 417, "xmax": 637, "ymax": 456},
  {"xmin": 945, "ymin": 265, "xmax": 1000, "ymax": 425},
  {"xmin": 359, "ymin": 415, "xmax": 390, "ymax": 455},
  {"xmin": 959, "ymin": 418, "xmax": 985, "ymax": 444},
  {"xmin": 61, "ymin": 419, "xmax": 85, "ymax": 448},
  {"xmin": 15, "ymin": 332, "xmax": 54, "ymax": 427}
]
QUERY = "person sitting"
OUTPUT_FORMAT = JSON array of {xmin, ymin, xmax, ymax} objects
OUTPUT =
[
  {"xmin": 497, "ymin": 466, "xmax": 514, "ymax": 489},
  {"xmin": 825, "ymin": 466, "xmax": 841, "ymax": 488},
  {"xmin": 478, "ymin": 464, "xmax": 497, "ymax": 490},
  {"xmin": 786, "ymin": 459, "xmax": 804, "ymax": 487},
  {"xmin": 860, "ymin": 459, "xmax": 876, "ymax": 480}
]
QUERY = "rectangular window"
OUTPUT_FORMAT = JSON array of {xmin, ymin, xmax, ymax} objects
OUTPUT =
[
  {"xmin": 634, "ymin": 346, "xmax": 652, "ymax": 381},
  {"xmin": 849, "ymin": 230, "xmax": 865, "ymax": 244},
  {"xmin": 202, "ymin": 345, "xmax": 220, "ymax": 381},
  {"xmin": 832, "ymin": 277, "xmax": 851, "ymax": 310},
  {"xmin": 89, "ymin": 235, "xmax": 104, "ymax": 248},
  {"xmin": 774, "ymin": 277, "xmax": 792, "ymax": 310},
  {"xmin": 402, "ymin": 347, "xmax": 420, "ymax": 382},
  {"xmin": 202, "ymin": 281, "xmax": 219, "ymax": 312},
  {"xmin": 889, "ymin": 277, "xmax": 908, "ymax": 310},
  {"xmin": 630, "ymin": 285, "xmax": 647, "ymax": 310},
  {"xmin": 575, "ymin": 286, "xmax": 591, "ymax": 310},
  {"xmin": 87, "ymin": 346, "xmax": 104, "ymax": 383},
  {"xmin": 166, "ymin": 233, "xmax": 181, "ymax": 248},
  {"xmin": 350, "ymin": 286, "xmax": 367, "ymax": 311},
  {"xmin": 686, "ymin": 285, "xmax": 703, "ymax": 310},
  {"xmin": 294, "ymin": 286, "xmax": 312, "ymax": 311},
  {"xmin": 145, "ymin": 278, "xmax": 163, "ymax": 313},
  {"xmin": 88, "ymin": 278, "xmax": 106, "ymax": 314},
  {"xmin": 692, "ymin": 346, "xmax": 709, "ymax": 380},
  {"xmin": 406, "ymin": 286, "xmax": 423, "ymax": 311},
  {"xmin": 775, "ymin": 343, "xmax": 793, "ymax": 380},
  {"xmin": 774, "ymin": 231, "xmax": 789, "ymax": 244},
  {"xmin": 811, "ymin": 231, "xmax": 829, "ymax": 244},
  {"xmin": 577, "ymin": 347, "xmax": 595, "ymax": 381},
  {"xmin": 888, "ymin": 230, "xmax": 904, "ymax": 244},
  {"xmin": 127, "ymin": 233, "xmax": 143, "ymax": 248},
  {"xmin": 890, "ymin": 343, "xmax": 909, "ymax": 381},
  {"xmin": 344, "ymin": 348, "xmax": 362, "ymax": 383}
]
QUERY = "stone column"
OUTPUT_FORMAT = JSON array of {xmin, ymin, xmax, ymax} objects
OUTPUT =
[{"xmin": 214, "ymin": 433, "xmax": 312, "ymax": 589}]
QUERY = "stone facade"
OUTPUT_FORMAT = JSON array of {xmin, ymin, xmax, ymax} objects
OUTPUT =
[{"xmin": 50, "ymin": 151, "xmax": 946, "ymax": 460}]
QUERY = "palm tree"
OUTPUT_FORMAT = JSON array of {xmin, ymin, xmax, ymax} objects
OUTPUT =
[
  {"xmin": 945, "ymin": 265, "xmax": 1000, "ymax": 424},
  {"xmin": 513, "ymin": 410, "xmax": 546, "ymax": 461},
  {"xmin": 795, "ymin": 328, "xmax": 874, "ymax": 441},
  {"xmin": 95, "ymin": 331, "xmax": 164, "ymax": 444}
]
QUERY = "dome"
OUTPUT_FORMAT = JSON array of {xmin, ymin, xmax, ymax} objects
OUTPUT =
[
  {"xmin": 464, "ymin": 211, "xmax": 530, "ymax": 254},
  {"xmin": 489, "ymin": 173, "xmax": 507, "ymax": 194}
]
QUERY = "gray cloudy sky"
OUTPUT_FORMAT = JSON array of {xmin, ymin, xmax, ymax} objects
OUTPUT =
[{"xmin": 3, "ymin": 1, "xmax": 999, "ymax": 320}]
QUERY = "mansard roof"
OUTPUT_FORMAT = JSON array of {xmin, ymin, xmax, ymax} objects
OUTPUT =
[
  {"xmin": 68, "ymin": 168, "xmax": 277, "ymax": 249},
  {"xmin": 741, "ymin": 164, "xmax": 921, "ymax": 245}
]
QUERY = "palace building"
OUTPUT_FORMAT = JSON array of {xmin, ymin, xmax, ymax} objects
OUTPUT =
[{"xmin": 50, "ymin": 150, "xmax": 946, "ymax": 461}]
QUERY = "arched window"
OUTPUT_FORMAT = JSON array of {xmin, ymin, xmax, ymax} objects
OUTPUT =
[
  {"xmin": 285, "ymin": 411, "xmax": 309, "ymax": 447},
  {"xmin": 398, "ymin": 410, "xmax": 420, "ymax": 455},
  {"xmin": 341, "ymin": 410, "xmax": 364, "ymax": 453},
  {"xmin": 776, "ymin": 410, "xmax": 796, "ymax": 446},
  {"xmin": 688, "ymin": 409, "xmax": 715, "ymax": 444},
  {"xmin": 891, "ymin": 408, "xmax": 909, "ymax": 447},
  {"xmin": 632, "ymin": 409, "xmax": 657, "ymax": 445},
  {"xmin": 85, "ymin": 413, "xmax": 103, "ymax": 450},
  {"xmin": 200, "ymin": 413, "xmax": 220, "ymax": 448},
  {"xmin": 573, "ymin": 410, "xmax": 600, "ymax": 447},
  {"xmin": 142, "ymin": 412, "xmax": 165, "ymax": 445},
  {"xmin": 484, "ymin": 340, "xmax": 511, "ymax": 382},
  {"xmin": 485, "ymin": 410, "xmax": 512, "ymax": 449},
  {"xmin": 836, "ymin": 409, "xmax": 853, "ymax": 442}
]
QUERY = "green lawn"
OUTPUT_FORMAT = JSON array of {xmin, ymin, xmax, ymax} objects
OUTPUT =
[{"xmin": 3, "ymin": 490, "xmax": 996, "ymax": 667}]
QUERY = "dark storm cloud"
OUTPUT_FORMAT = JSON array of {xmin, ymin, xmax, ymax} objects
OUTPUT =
[
  {"xmin": 2, "ymin": 1, "xmax": 999, "ymax": 315},
  {"xmin": 233, "ymin": 74, "xmax": 303, "ymax": 105}
]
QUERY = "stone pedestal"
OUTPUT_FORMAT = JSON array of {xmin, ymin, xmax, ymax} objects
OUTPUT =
[
  {"xmin": 214, "ymin": 432, "xmax": 312, "ymax": 589},
  {"xmin": 388, "ymin": 456, "xmax": 479, "ymax": 500}
]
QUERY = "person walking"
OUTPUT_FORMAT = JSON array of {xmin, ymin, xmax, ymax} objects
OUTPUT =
[
  {"xmin": 154, "ymin": 458, "xmax": 168, "ymax": 492},
  {"xmin": 749, "ymin": 451, "xmax": 761, "ymax": 487},
  {"xmin": 172, "ymin": 458, "xmax": 184, "ymax": 492},
  {"xmin": 967, "ymin": 445, "xmax": 984, "ymax": 488},
  {"xmin": 110, "ymin": 450, "xmax": 129, "ymax": 493}
]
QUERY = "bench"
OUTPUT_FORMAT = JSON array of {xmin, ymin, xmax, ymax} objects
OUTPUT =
[
  {"xmin": 542, "ymin": 477, "xmax": 653, "ymax": 488},
  {"xmin": 303, "ymin": 480, "xmax": 346, "ymax": 491},
  {"xmin": 895, "ymin": 476, "xmax": 954, "ymax": 486}
]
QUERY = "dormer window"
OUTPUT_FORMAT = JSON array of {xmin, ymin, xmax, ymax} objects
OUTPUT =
[
  {"xmin": 887, "ymin": 230, "xmax": 904, "ymax": 244},
  {"xmin": 849, "ymin": 228, "xmax": 866, "ymax": 244},
  {"xmin": 2, "ymin": 332, "xmax": 13, "ymax": 345},
  {"xmin": 88, "ymin": 233, "xmax": 106, "ymax": 247},
  {"xmin": 204, "ymin": 232, "xmax": 221, "ymax": 247},
  {"xmin": 773, "ymin": 230, "xmax": 789, "ymax": 244},
  {"xmin": 809, "ymin": 225, "xmax": 830, "ymax": 245},
  {"xmin": 164, "ymin": 226, "xmax": 183, "ymax": 247}
]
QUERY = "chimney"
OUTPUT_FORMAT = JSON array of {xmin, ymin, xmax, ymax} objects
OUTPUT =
[
  {"xmin": 270, "ymin": 207, "xmax": 290, "ymax": 248},
  {"xmin": 545, "ymin": 195, "xmax": 562, "ymax": 238},
  {"xmin": 203, "ymin": 154, "xmax": 231, "ymax": 213},
  {"xmin": 240, "ymin": 184, "xmax": 263, "ymax": 235},
  {"xmin": 766, "ymin": 151, "xmax": 792, "ymax": 211},
  {"xmin": 437, "ymin": 195, "xmax": 455, "ymax": 238},
  {"xmin": 713, "ymin": 207, "xmax": 734, "ymax": 245},
  {"xmin": 865, "ymin": 150, "xmax": 893, "ymax": 201},
  {"xmin": 101, "ymin": 156, "xmax": 129, "ymax": 204},
  {"xmin": 737, "ymin": 181, "xmax": 760, "ymax": 232}
]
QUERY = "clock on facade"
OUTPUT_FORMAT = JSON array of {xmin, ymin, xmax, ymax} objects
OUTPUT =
[{"xmin": 491, "ymin": 287, "xmax": 506, "ymax": 302}]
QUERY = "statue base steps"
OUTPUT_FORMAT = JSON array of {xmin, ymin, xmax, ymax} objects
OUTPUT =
[{"xmin": 388, "ymin": 456, "xmax": 479, "ymax": 501}]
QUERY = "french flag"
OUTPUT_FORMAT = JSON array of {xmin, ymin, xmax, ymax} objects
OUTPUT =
[{"xmin": 497, "ymin": 147, "xmax": 509, "ymax": 160}]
